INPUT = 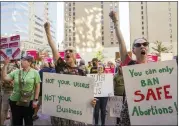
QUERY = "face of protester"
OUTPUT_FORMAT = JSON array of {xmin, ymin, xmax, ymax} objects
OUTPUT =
[
  {"xmin": 133, "ymin": 38, "xmax": 149, "ymax": 61},
  {"xmin": 64, "ymin": 47, "xmax": 76, "ymax": 66},
  {"xmin": 21, "ymin": 59, "xmax": 32, "ymax": 69}
]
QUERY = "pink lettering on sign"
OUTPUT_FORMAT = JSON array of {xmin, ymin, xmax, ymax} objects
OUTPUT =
[
  {"xmin": 12, "ymin": 48, "xmax": 20, "ymax": 59},
  {"xmin": 9, "ymin": 42, "xmax": 19, "ymax": 48},
  {"xmin": 0, "ymin": 50, "xmax": 7, "ymax": 59},
  {"xmin": 10, "ymin": 35, "xmax": 20, "ymax": 41},
  {"xmin": 0, "ymin": 38, "xmax": 7, "ymax": 44},
  {"xmin": 0, "ymin": 44, "xmax": 9, "ymax": 49}
]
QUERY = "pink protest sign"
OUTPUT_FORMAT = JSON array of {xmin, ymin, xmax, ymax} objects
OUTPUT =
[
  {"xmin": 147, "ymin": 54, "xmax": 158, "ymax": 62},
  {"xmin": 26, "ymin": 50, "xmax": 38, "ymax": 59},
  {"xmin": 44, "ymin": 57, "xmax": 53, "ymax": 63},
  {"xmin": 0, "ymin": 35, "xmax": 20, "ymax": 61},
  {"xmin": 104, "ymin": 67, "xmax": 114, "ymax": 74}
]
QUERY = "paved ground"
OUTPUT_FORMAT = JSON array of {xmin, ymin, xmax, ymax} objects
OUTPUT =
[{"xmin": 4, "ymin": 105, "xmax": 117, "ymax": 125}]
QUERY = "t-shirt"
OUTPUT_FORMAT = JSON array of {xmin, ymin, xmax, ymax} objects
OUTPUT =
[
  {"xmin": 8, "ymin": 69, "xmax": 41, "ymax": 101},
  {"xmin": 90, "ymin": 66, "xmax": 98, "ymax": 74},
  {"xmin": 113, "ymin": 73, "xmax": 125, "ymax": 96}
]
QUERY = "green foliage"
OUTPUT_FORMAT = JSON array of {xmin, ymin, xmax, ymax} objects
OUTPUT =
[
  {"xmin": 94, "ymin": 51, "xmax": 104, "ymax": 61},
  {"xmin": 151, "ymin": 41, "xmax": 172, "ymax": 57}
]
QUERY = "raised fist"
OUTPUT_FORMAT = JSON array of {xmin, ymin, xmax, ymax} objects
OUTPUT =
[
  {"xmin": 109, "ymin": 11, "xmax": 118, "ymax": 23},
  {"xmin": 44, "ymin": 22, "xmax": 50, "ymax": 33}
]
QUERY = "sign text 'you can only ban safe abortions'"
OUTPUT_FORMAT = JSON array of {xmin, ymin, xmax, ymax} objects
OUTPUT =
[
  {"xmin": 42, "ymin": 73, "xmax": 94, "ymax": 124},
  {"xmin": 122, "ymin": 60, "xmax": 177, "ymax": 125}
]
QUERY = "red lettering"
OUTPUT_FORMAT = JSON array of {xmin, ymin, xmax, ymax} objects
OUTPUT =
[
  {"xmin": 164, "ymin": 85, "xmax": 172, "ymax": 99},
  {"xmin": 146, "ymin": 88, "xmax": 157, "ymax": 101},
  {"xmin": 134, "ymin": 90, "xmax": 145, "ymax": 102},
  {"xmin": 156, "ymin": 87, "xmax": 162, "ymax": 100}
]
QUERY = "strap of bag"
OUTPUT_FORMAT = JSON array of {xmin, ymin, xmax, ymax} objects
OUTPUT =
[
  {"xmin": 18, "ymin": 69, "xmax": 36, "ymax": 92},
  {"xmin": 18, "ymin": 70, "xmax": 22, "ymax": 90}
]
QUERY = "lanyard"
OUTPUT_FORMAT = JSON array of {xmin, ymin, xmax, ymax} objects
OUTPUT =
[{"xmin": 21, "ymin": 68, "xmax": 31, "ymax": 82}]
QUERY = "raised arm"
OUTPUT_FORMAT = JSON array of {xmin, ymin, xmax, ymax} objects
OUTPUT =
[
  {"xmin": 109, "ymin": 11, "xmax": 128, "ymax": 63},
  {"xmin": 44, "ymin": 22, "xmax": 59, "ymax": 61}
]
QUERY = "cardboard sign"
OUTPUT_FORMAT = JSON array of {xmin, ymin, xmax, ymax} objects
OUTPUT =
[
  {"xmin": 0, "ymin": 35, "xmax": 20, "ymax": 60},
  {"xmin": 108, "ymin": 96, "xmax": 123, "ymax": 117},
  {"xmin": 42, "ymin": 73, "xmax": 95, "ymax": 124},
  {"xmin": 87, "ymin": 74, "xmax": 114, "ymax": 97},
  {"xmin": 122, "ymin": 60, "xmax": 177, "ymax": 125}
]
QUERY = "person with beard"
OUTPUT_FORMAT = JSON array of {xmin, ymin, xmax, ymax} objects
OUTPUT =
[
  {"xmin": 109, "ymin": 11, "xmax": 150, "ymax": 126},
  {"xmin": 90, "ymin": 58, "xmax": 108, "ymax": 126},
  {"xmin": 44, "ymin": 22, "xmax": 97, "ymax": 126}
]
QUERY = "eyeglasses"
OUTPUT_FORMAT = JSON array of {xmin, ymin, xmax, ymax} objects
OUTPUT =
[
  {"xmin": 65, "ymin": 49, "xmax": 73, "ymax": 53},
  {"xmin": 134, "ymin": 42, "xmax": 149, "ymax": 47}
]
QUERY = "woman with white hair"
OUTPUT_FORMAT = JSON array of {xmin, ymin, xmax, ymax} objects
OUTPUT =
[{"xmin": 44, "ymin": 22, "xmax": 96, "ymax": 126}]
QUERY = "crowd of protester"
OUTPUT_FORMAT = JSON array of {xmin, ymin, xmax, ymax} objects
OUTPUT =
[{"xmin": 0, "ymin": 11, "xmax": 178, "ymax": 126}]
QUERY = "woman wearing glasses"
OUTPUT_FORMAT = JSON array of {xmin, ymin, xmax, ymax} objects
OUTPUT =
[
  {"xmin": 44, "ymin": 22, "xmax": 96, "ymax": 126},
  {"xmin": 109, "ymin": 11, "xmax": 150, "ymax": 126}
]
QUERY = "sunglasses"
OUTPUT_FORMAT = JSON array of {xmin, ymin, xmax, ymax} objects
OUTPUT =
[
  {"xmin": 134, "ymin": 42, "xmax": 149, "ymax": 47},
  {"xmin": 65, "ymin": 49, "xmax": 73, "ymax": 53}
]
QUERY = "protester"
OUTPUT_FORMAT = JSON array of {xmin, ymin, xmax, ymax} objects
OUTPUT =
[
  {"xmin": 79, "ymin": 59, "xmax": 88, "ymax": 74},
  {"xmin": 110, "ymin": 11, "xmax": 150, "ymax": 126},
  {"xmin": 44, "ymin": 22, "xmax": 96, "ymax": 126},
  {"xmin": 90, "ymin": 58, "xmax": 108, "ymax": 126},
  {"xmin": 1, "ymin": 56, "xmax": 41, "ymax": 126},
  {"xmin": 33, "ymin": 62, "xmax": 55, "ymax": 121},
  {"xmin": 87, "ymin": 61, "xmax": 92, "ymax": 73},
  {"xmin": 115, "ymin": 58, "xmax": 121, "ymax": 74},
  {"xmin": 1, "ymin": 62, "xmax": 19, "ymax": 125},
  {"xmin": 113, "ymin": 66, "xmax": 125, "ymax": 125}
]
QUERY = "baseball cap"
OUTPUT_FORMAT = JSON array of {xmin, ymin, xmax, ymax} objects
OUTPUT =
[{"xmin": 22, "ymin": 55, "xmax": 34, "ymax": 62}]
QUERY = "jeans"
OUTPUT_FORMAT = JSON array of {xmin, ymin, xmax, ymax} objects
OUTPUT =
[
  {"xmin": 94, "ymin": 97, "xmax": 108, "ymax": 126},
  {"xmin": 9, "ymin": 99, "xmax": 33, "ymax": 126}
]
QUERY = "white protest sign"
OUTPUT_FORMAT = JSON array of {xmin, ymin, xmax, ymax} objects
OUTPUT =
[
  {"xmin": 108, "ymin": 96, "xmax": 123, "ymax": 117},
  {"xmin": 0, "ymin": 35, "xmax": 20, "ymax": 61},
  {"xmin": 42, "ymin": 73, "xmax": 95, "ymax": 124},
  {"xmin": 87, "ymin": 74, "xmax": 114, "ymax": 97},
  {"xmin": 122, "ymin": 60, "xmax": 177, "ymax": 125}
]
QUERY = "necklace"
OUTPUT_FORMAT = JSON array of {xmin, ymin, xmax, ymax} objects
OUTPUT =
[{"xmin": 21, "ymin": 68, "xmax": 31, "ymax": 85}]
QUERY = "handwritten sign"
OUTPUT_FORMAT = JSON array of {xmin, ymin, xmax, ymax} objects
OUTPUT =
[
  {"xmin": 87, "ymin": 74, "xmax": 114, "ymax": 97},
  {"xmin": 122, "ymin": 60, "xmax": 177, "ymax": 125},
  {"xmin": 108, "ymin": 96, "xmax": 123, "ymax": 117},
  {"xmin": 0, "ymin": 35, "xmax": 20, "ymax": 61},
  {"xmin": 42, "ymin": 73, "xmax": 94, "ymax": 124}
]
